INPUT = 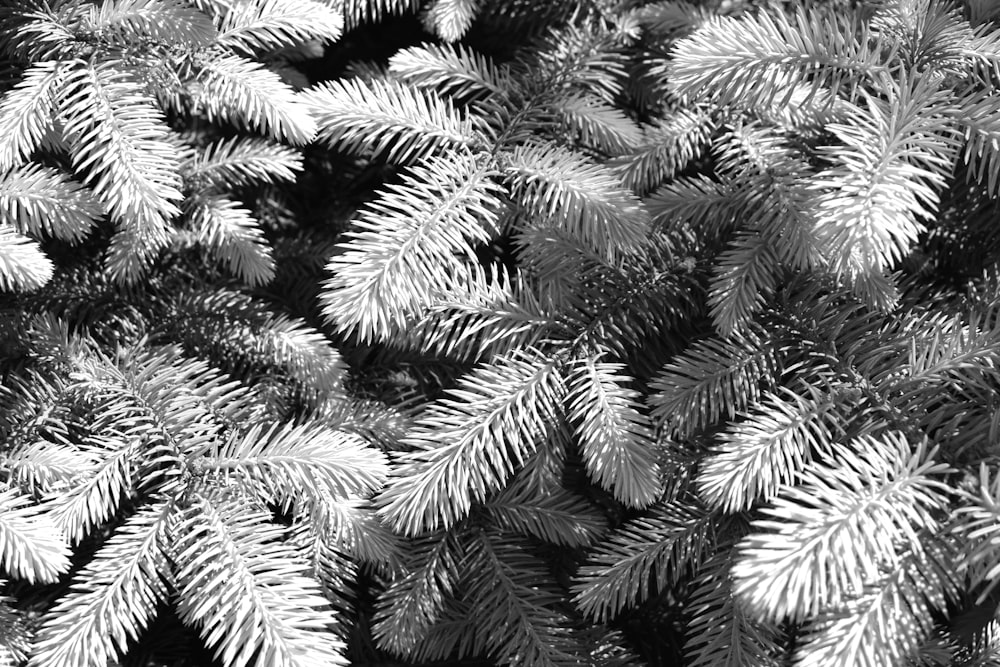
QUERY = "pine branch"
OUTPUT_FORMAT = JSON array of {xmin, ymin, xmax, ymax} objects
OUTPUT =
[
  {"xmin": 715, "ymin": 124, "xmax": 826, "ymax": 273},
  {"xmin": 59, "ymin": 62, "xmax": 182, "ymax": 228},
  {"xmin": 173, "ymin": 494, "xmax": 346, "ymax": 667},
  {"xmin": 341, "ymin": 0, "xmax": 420, "ymax": 29},
  {"xmin": 668, "ymin": 8, "xmax": 889, "ymax": 110},
  {"xmin": 630, "ymin": 1, "xmax": 711, "ymax": 39},
  {"xmin": 697, "ymin": 384, "xmax": 843, "ymax": 513},
  {"xmin": 247, "ymin": 314, "xmax": 347, "ymax": 395},
  {"xmin": 69, "ymin": 344, "xmax": 264, "ymax": 468},
  {"xmin": 320, "ymin": 152, "xmax": 504, "ymax": 343},
  {"xmin": 951, "ymin": 619, "xmax": 1000, "ymax": 665},
  {"xmin": 957, "ymin": 87, "xmax": 1000, "ymax": 197},
  {"xmin": 505, "ymin": 424, "xmax": 571, "ymax": 496},
  {"xmin": 0, "ymin": 225, "xmax": 53, "ymax": 291},
  {"xmin": 0, "ymin": 586, "xmax": 30, "ymax": 666},
  {"xmin": 301, "ymin": 76, "xmax": 476, "ymax": 163},
  {"xmin": 202, "ymin": 420, "xmax": 389, "ymax": 506},
  {"xmin": 809, "ymin": 74, "xmax": 963, "ymax": 279},
  {"xmin": 388, "ymin": 42, "xmax": 511, "ymax": 101},
  {"xmin": 181, "ymin": 136, "xmax": 303, "ymax": 191},
  {"xmin": 372, "ymin": 532, "xmax": 465, "ymax": 655},
  {"xmin": 792, "ymin": 539, "xmax": 958, "ymax": 667},
  {"xmin": 194, "ymin": 53, "xmax": 318, "ymax": 145},
  {"xmin": 43, "ymin": 429, "xmax": 140, "ymax": 545},
  {"xmin": 870, "ymin": 0, "xmax": 973, "ymax": 76},
  {"xmin": 313, "ymin": 395, "xmax": 411, "ymax": 452},
  {"xmin": 0, "ymin": 60, "xmax": 64, "ymax": 173},
  {"xmin": 708, "ymin": 230, "xmax": 780, "ymax": 338},
  {"xmin": 0, "ymin": 2, "xmax": 77, "ymax": 61},
  {"xmin": 0, "ymin": 485, "xmax": 70, "ymax": 584},
  {"xmin": 59, "ymin": 62, "xmax": 182, "ymax": 281},
  {"xmin": 286, "ymin": 517, "xmax": 356, "ymax": 627},
  {"xmin": 572, "ymin": 499, "xmax": 713, "ymax": 622},
  {"xmin": 512, "ymin": 224, "xmax": 604, "ymax": 314},
  {"xmin": 649, "ymin": 328, "xmax": 780, "ymax": 439},
  {"xmin": 29, "ymin": 502, "xmax": 173, "ymax": 667},
  {"xmin": 301, "ymin": 497, "xmax": 404, "ymax": 571},
  {"xmin": 555, "ymin": 93, "xmax": 643, "ymax": 156},
  {"xmin": 83, "ymin": 0, "xmax": 218, "ymax": 48},
  {"xmin": 731, "ymin": 435, "xmax": 950, "ymax": 622},
  {"xmin": 4, "ymin": 440, "xmax": 97, "ymax": 500},
  {"xmin": 611, "ymin": 107, "xmax": 713, "ymax": 194},
  {"xmin": 162, "ymin": 289, "xmax": 347, "ymax": 400},
  {"xmin": 422, "ymin": 0, "xmax": 480, "ymax": 43},
  {"xmin": 396, "ymin": 289, "xmax": 555, "ymax": 362},
  {"xmin": 465, "ymin": 533, "xmax": 587, "ymax": 667},
  {"xmin": 529, "ymin": 24, "xmax": 629, "ymax": 103},
  {"xmin": 0, "ymin": 164, "xmax": 103, "ymax": 243},
  {"xmin": 215, "ymin": 0, "xmax": 343, "ymax": 54},
  {"xmin": 565, "ymin": 355, "xmax": 661, "ymax": 508},
  {"xmin": 405, "ymin": 599, "xmax": 480, "ymax": 663},
  {"xmin": 685, "ymin": 552, "xmax": 781, "ymax": 667},
  {"xmin": 504, "ymin": 142, "xmax": 651, "ymax": 261},
  {"xmin": 485, "ymin": 481, "xmax": 605, "ymax": 548},
  {"xmin": 645, "ymin": 173, "xmax": 736, "ymax": 234},
  {"xmin": 377, "ymin": 347, "xmax": 564, "ymax": 535},
  {"xmin": 888, "ymin": 309, "xmax": 1000, "ymax": 389},
  {"xmin": 187, "ymin": 193, "xmax": 276, "ymax": 286},
  {"xmin": 955, "ymin": 464, "xmax": 1000, "ymax": 603}
]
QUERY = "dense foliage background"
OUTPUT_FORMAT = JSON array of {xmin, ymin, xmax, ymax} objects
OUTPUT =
[{"xmin": 2, "ymin": 0, "xmax": 1000, "ymax": 665}]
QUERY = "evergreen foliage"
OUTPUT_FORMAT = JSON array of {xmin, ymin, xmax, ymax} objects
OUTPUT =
[{"xmin": 0, "ymin": 0, "xmax": 1000, "ymax": 665}]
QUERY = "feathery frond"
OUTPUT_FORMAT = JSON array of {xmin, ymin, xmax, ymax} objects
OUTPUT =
[
  {"xmin": 0, "ymin": 485, "xmax": 70, "ymax": 584},
  {"xmin": 0, "ymin": 225, "xmax": 54, "ymax": 291},
  {"xmin": 685, "ymin": 553, "xmax": 781, "ymax": 667},
  {"xmin": 697, "ymin": 385, "xmax": 842, "ymax": 513},
  {"xmin": 565, "ymin": 355, "xmax": 661, "ymax": 508},
  {"xmin": 30, "ymin": 502, "xmax": 173, "ymax": 667},
  {"xmin": 59, "ymin": 63, "xmax": 182, "ymax": 230},
  {"xmin": 731, "ymin": 435, "xmax": 950, "ymax": 622},
  {"xmin": 791, "ymin": 539, "xmax": 957, "ymax": 667},
  {"xmin": 389, "ymin": 42, "xmax": 511, "ymax": 101},
  {"xmin": 0, "ymin": 164, "xmax": 103, "ymax": 242},
  {"xmin": 377, "ymin": 347, "xmax": 564, "ymax": 535},
  {"xmin": 422, "ymin": 0, "xmax": 480, "ymax": 43},
  {"xmin": 194, "ymin": 53, "xmax": 318, "ymax": 145},
  {"xmin": 83, "ymin": 0, "xmax": 218, "ymax": 47},
  {"xmin": 372, "ymin": 532, "xmax": 465, "ymax": 655},
  {"xmin": 573, "ymin": 499, "xmax": 713, "ymax": 622},
  {"xmin": 0, "ymin": 60, "xmax": 64, "ymax": 173},
  {"xmin": 612, "ymin": 108, "xmax": 713, "ymax": 194},
  {"xmin": 505, "ymin": 142, "xmax": 650, "ymax": 260},
  {"xmin": 215, "ymin": 0, "xmax": 343, "ymax": 55},
  {"xmin": 173, "ymin": 494, "xmax": 346, "ymax": 667},
  {"xmin": 2, "ymin": 1, "xmax": 999, "ymax": 664},
  {"xmin": 341, "ymin": 0, "xmax": 420, "ymax": 28},
  {"xmin": 203, "ymin": 420, "xmax": 389, "ymax": 506},
  {"xmin": 182, "ymin": 136, "xmax": 303, "ymax": 190},
  {"xmin": 486, "ymin": 481, "xmax": 604, "ymax": 548},
  {"xmin": 649, "ymin": 329, "xmax": 780, "ymax": 439},
  {"xmin": 320, "ymin": 152, "xmax": 504, "ymax": 342},
  {"xmin": 188, "ymin": 193, "xmax": 276, "ymax": 286},
  {"xmin": 669, "ymin": 8, "xmax": 888, "ymax": 110},
  {"xmin": 708, "ymin": 229, "xmax": 781, "ymax": 338},
  {"xmin": 809, "ymin": 74, "xmax": 963, "ymax": 279},
  {"xmin": 302, "ymin": 76, "xmax": 477, "ymax": 163},
  {"xmin": 464, "ymin": 533, "xmax": 590, "ymax": 666},
  {"xmin": 555, "ymin": 93, "xmax": 643, "ymax": 156}
]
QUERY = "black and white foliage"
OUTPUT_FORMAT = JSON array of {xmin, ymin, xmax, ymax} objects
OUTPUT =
[{"xmin": 2, "ymin": 0, "xmax": 1000, "ymax": 666}]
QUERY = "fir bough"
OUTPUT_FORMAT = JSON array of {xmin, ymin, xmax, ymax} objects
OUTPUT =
[{"xmin": 1, "ymin": 1, "xmax": 1000, "ymax": 666}]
